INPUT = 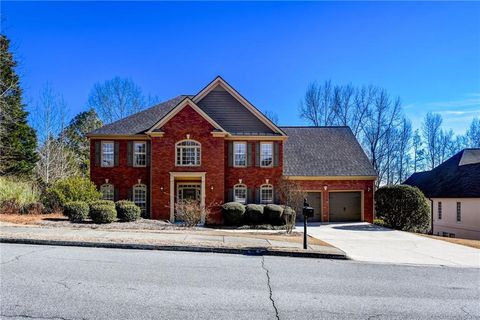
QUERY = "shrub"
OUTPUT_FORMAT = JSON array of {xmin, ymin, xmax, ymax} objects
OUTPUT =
[
  {"xmin": 116, "ymin": 201, "xmax": 141, "ymax": 222},
  {"xmin": 264, "ymin": 204, "xmax": 285, "ymax": 225},
  {"xmin": 175, "ymin": 199, "xmax": 203, "ymax": 227},
  {"xmin": 0, "ymin": 199, "xmax": 21, "ymax": 215},
  {"xmin": 373, "ymin": 218, "xmax": 387, "ymax": 227},
  {"xmin": 0, "ymin": 177, "xmax": 41, "ymax": 214},
  {"xmin": 89, "ymin": 204, "xmax": 117, "ymax": 224},
  {"xmin": 42, "ymin": 176, "xmax": 101, "ymax": 212},
  {"xmin": 282, "ymin": 206, "xmax": 296, "ymax": 233},
  {"xmin": 222, "ymin": 202, "xmax": 246, "ymax": 225},
  {"xmin": 89, "ymin": 200, "xmax": 115, "ymax": 209},
  {"xmin": 375, "ymin": 185, "xmax": 430, "ymax": 233},
  {"xmin": 64, "ymin": 201, "xmax": 89, "ymax": 222},
  {"xmin": 22, "ymin": 202, "xmax": 45, "ymax": 215},
  {"xmin": 245, "ymin": 204, "xmax": 264, "ymax": 225}
]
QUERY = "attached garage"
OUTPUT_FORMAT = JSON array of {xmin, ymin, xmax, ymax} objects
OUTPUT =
[{"xmin": 329, "ymin": 192, "xmax": 362, "ymax": 222}]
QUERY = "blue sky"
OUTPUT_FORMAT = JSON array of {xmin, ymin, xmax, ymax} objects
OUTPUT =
[{"xmin": 3, "ymin": 1, "xmax": 480, "ymax": 134}]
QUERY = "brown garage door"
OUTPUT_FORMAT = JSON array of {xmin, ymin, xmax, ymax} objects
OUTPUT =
[
  {"xmin": 329, "ymin": 192, "xmax": 361, "ymax": 222},
  {"xmin": 297, "ymin": 192, "xmax": 322, "ymax": 222}
]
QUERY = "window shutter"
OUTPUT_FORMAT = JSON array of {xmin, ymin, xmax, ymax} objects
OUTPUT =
[
  {"xmin": 114, "ymin": 188, "xmax": 119, "ymax": 202},
  {"xmin": 127, "ymin": 188, "xmax": 133, "ymax": 201},
  {"xmin": 95, "ymin": 141, "xmax": 101, "ymax": 167},
  {"xmin": 247, "ymin": 188, "xmax": 253, "ymax": 204},
  {"xmin": 127, "ymin": 142, "xmax": 133, "ymax": 167},
  {"xmin": 255, "ymin": 143, "xmax": 260, "ymax": 167},
  {"xmin": 274, "ymin": 188, "xmax": 280, "ymax": 204},
  {"xmin": 247, "ymin": 143, "xmax": 253, "ymax": 167},
  {"xmin": 228, "ymin": 188, "xmax": 233, "ymax": 202},
  {"xmin": 273, "ymin": 142, "xmax": 279, "ymax": 167},
  {"xmin": 114, "ymin": 142, "xmax": 119, "ymax": 166},
  {"xmin": 146, "ymin": 141, "xmax": 151, "ymax": 166},
  {"xmin": 255, "ymin": 188, "xmax": 260, "ymax": 203},
  {"xmin": 228, "ymin": 142, "xmax": 233, "ymax": 167}
]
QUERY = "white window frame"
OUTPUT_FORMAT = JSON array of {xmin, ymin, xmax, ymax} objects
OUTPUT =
[
  {"xmin": 438, "ymin": 201, "xmax": 442, "ymax": 220},
  {"xmin": 260, "ymin": 184, "xmax": 274, "ymax": 204},
  {"xmin": 176, "ymin": 140, "xmax": 201, "ymax": 167},
  {"xmin": 233, "ymin": 142, "xmax": 247, "ymax": 167},
  {"xmin": 233, "ymin": 184, "xmax": 247, "ymax": 204},
  {"xmin": 133, "ymin": 141, "xmax": 147, "ymax": 167},
  {"xmin": 456, "ymin": 202, "xmax": 461, "ymax": 222},
  {"xmin": 101, "ymin": 141, "xmax": 114, "ymax": 167},
  {"xmin": 133, "ymin": 184, "xmax": 147, "ymax": 215},
  {"xmin": 100, "ymin": 183, "xmax": 114, "ymax": 201},
  {"xmin": 260, "ymin": 142, "xmax": 273, "ymax": 168}
]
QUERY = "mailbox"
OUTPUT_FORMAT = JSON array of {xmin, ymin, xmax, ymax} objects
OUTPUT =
[{"xmin": 302, "ymin": 206, "xmax": 314, "ymax": 218}]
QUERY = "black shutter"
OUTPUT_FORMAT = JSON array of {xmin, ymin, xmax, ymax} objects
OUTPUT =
[
  {"xmin": 227, "ymin": 188, "xmax": 233, "ymax": 202},
  {"xmin": 273, "ymin": 142, "xmax": 279, "ymax": 167},
  {"xmin": 146, "ymin": 141, "xmax": 151, "ymax": 166},
  {"xmin": 228, "ymin": 142, "xmax": 233, "ymax": 167},
  {"xmin": 127, "ymin": 141, "xmax": 133, "ymax": 166},
  {"xmin": 114, "ymin": 188, "xmax": 119, "ymax": 202},
  {"xmin": 274, "ymin": 188, "xmax": 280, "ymax": 204},
  {"xmin": 255, "ymin": 143, "xmax": 260, "ymax": 167},
  {"xmin": 114, "ymin": 142, "xmax": 119, "ymax": 166},
  {"xmin": 255, "ymin": 188, "xmax": 260, "ymax": 203},
  {"xmin": 247, "ymin": 143, "xmax": 253, "ymax": 167},
  {"xmin": 95, "ymin": 141, "xmax": 101, "ymax": 166},
  {"xmin": 127, "ymin": 188, "xmax": 133, "ymax": 201},
  {"xmin": 247, "ymin": 188, "xmax": 253, "ymax": 204}
]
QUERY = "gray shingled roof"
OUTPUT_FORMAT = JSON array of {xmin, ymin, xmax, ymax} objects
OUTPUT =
[
  {"xmin": 281, "ymin": 126, "xmax": 377, "ymax": 177},
  {"xmin": 88, "ymin": 95, "xmax": 187, "ymax": 135},
  {"xmin": 404, "ymin": 149, "xmax": 480, "ymax": 198}
]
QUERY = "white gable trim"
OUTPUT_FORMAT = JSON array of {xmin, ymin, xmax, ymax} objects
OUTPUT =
[
  {"xmin": 146, "ymin": 97, "xmax": 228, "ymax": 134},
  {"xmin": 192, "ymin": 76, "xmax": 286, "ymax": 136}
]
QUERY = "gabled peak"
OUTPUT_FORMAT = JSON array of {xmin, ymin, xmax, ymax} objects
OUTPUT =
[{"xmin": 459, "ymin": 149, "xmax": 480, "ymax": 166}]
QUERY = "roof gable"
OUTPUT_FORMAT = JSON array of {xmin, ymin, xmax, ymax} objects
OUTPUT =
[{"xmin": 193, "ymin": 77, "xmax": 285, "ymax": 136}]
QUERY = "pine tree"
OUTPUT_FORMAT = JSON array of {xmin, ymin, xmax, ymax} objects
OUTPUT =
[{"xmin": 0, "ymin": 34, "xmax": 38, "ymax": 177}]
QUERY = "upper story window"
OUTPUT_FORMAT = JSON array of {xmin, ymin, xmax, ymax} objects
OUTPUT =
[
  {"xmin": 233, "ymin": 184, "xmax": 247, "ymax": 204},
  {"xmin": 260, "ymin": 184, "xmax": 274, "ymax": 204},
  {"xmin": 100, "ymin": 184, "xmax": 114, "ymax": 201},
  {"xmin": 133, "ymin": 184, "xmax": 147, "ymax": 215},
  {"xmin": 260, "ymin": 142, "xmax": 273, "ymax": 167},
  {"xmin": 101, "ymin": 141, "xmax": 114, "ymax": 167},
  {"xmin": 234, "ymin": 142, "xmax": 247, "ymax": 167},
  {"xmin": 438, "ymin": 202, "xmax": 442, "ymax": 220},
  {"xmin": 176, "ymin": 140, "xmax": 201, "ymax": 166},
  {"xmin": 134, "ymin": 141, "xmax": 147, "ymax": 167},
  {"xmin": 456, "ymin": 202, "xmax": 461, "ymax": 222}
]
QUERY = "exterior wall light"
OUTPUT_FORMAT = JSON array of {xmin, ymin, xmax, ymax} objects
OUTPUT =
[{"xmin": 323, "ymin": 185, "xmax": 328, "ymax": 191}]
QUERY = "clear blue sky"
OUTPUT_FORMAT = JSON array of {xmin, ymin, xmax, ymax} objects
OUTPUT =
[{"xmin": 3, "ymin": 1, "xmax": 480, "ymax": 134}]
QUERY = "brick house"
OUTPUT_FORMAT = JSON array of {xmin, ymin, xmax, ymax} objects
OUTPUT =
[{"xmin": 87, "ymin": 77, "xmax": 377, "ymax": 224}]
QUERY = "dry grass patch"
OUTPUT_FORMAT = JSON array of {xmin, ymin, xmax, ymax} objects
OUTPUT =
[
  {"xmin": 0, "ymin": 213, "xmax": 66, "ymax": 225},
  {"xmin": 422, "ymin": 234, "xmax": 480, "ymax": 249}
]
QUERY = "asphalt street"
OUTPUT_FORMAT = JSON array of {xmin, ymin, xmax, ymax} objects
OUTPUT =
[{"xmin": 1, "ymin": 243, "xmax": 479, "ymax": 320}]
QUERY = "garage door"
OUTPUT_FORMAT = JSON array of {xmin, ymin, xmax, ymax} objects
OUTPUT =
[
  {"xmin": 329, "ymin": 192, "xmax": 361, "ymax": 222},
  {"xmin": 297, "ymin": 192, "xmax": 322, "ymax": 222}
]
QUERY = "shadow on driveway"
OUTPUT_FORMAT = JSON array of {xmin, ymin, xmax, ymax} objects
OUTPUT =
[{"xmin": 331, "ymin": 223, "xmax": 394, "ymax": 232}]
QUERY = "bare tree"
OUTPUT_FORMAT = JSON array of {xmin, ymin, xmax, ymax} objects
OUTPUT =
[
  {"xmin": 263, "ymin": 110, "xmax": 279, "ymax": 125},
  {"xmin": 422, "ymin": 112, "xmax": 443, "ymax": 169},
  {"xmin": 394, "ymin": 118, "xmax": 412, "ymax": 183},
  {"xmin": 412, "ymin": 129, "xmax": 426, "ymax": 173},
  {"xmin": 298, "ymin": 81, "xmax": 336, "ymax": 126},
  {"xmin": 88, "ymin": 77, "xmax": 158, "ymax": 124},
  {"xmin": 276, "ymin": 178, "xmax": 306, "ymax": 233}
]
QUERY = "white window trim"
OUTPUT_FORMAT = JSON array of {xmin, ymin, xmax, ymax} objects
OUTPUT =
[
  {"xmin": 133, "ymin": 141, "xmax": 147, "ymax": 167},
  {"xmin": 101, "ymin": 141, "xmax": 114, "ymax": 168},
  {"xmin": 175, "ymin": 140, "xmax": 201, "ymax": 167},
  {"xmin": 100, "ymin": 183, "xmax": 114, "ymax": 201},
  {"xmin": 233, "ymin": 184, "xmax": 247, "ymax": 204},
  {"xmin": 260, "ymin": 184, "xmax": 274, "ymax": 204},
  {"xmin": 260, "ymin": 142, "xmax": 273, "ymax": 168},
  {"xmin": 133, "ymin": 184, "xmax": 147, "ymax": 214},
  {"xmin": 233, "ymin": 142, "xmax": 247, "ymax": 168}
]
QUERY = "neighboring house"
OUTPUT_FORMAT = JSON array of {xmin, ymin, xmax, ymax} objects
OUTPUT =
[
  {"xmin": 87, "ymin": 76, "xmax": 376, "ymax": 224},
  {"xmin": 404, "ymin": 149, "xmax": 480, "ymax": 240}
]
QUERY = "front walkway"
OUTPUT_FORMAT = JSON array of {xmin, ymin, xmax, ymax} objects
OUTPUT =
[{"xmin": 301, "ymin": 222, "xmax": 480, "ymax": 267}]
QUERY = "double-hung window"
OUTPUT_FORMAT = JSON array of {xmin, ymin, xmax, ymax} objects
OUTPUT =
[
  {"xmin": 456, "ymin": 202, "xmax": 461, "ymax": 222},
  {"xmin": 133, "ymin": 184, "xmax": 147, "ymax": 215},
  {"xmin": 100, "ymin": 184, "xmax": 114, "ymax": 201},
  {"xmin": 260, "ymin": 142, "xmax": 273, "ymax": 167},
  {"xmin": 101, "ymin": 141, "xmax": 114, "ymax": 167},
  {"xmin": 233, "ymin": 184, "xmax": 247, "ymax": 204},
  {"xmin": 438, "ymin": 202, "xmax": 442, "ymax": 220},
  {"xmin": 134, "ymin": 141, "xmax": 147, "ymax": 167},
  {"xmin": 176, "ymin": 140, "xmax": 201, "ymax": 166},
  {"xmin": 234, "ymin": 142, "xmax": 247, "ymax": 167},
  {"xmin": 260, "ymin": 184, "xmax": 274, "ymax": 204}
]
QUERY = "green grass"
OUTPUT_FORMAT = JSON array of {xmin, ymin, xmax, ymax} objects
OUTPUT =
[{"xmin": 0, "ymin": 177, "xmax": 40, "ymax": 206}]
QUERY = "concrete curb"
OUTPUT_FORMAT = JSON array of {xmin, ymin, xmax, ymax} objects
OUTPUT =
[{"xmin": 0, "ymin": 237, "xmax": 348, "ymax": 260}]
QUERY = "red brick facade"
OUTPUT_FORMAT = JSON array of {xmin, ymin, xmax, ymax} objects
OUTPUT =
[{"xmin": 90, "ymin": 103, "xmax": 375, "ymax": 224}]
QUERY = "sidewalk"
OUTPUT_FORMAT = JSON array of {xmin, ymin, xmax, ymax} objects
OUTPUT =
[{"xmin": 0, "ymin": 222, "xmax": 346, "ymax": 259}]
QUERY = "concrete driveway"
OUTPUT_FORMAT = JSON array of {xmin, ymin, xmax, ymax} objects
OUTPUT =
[{"xmin": 301, "ymin": 222, "xmax": 480, "ymax": 267}]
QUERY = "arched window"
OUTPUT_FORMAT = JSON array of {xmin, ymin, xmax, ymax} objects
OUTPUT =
[
  {"xmin": 233, "ymin": 184, "xmax": 247, "ymax": 204},
  {"xmin": 133, "ymin": 184, "xmax": 147, "ymax": 215},
  {"xmin": 176, "ymin": 140, "xmax": 201, "ymax": 166},
  {"xmin": 100, "ymin": 184, "xmax": 114, "ymax": 201},
  {"xmin": 260, "ymin": 184, "xmax": 274, "ymax": 204}
]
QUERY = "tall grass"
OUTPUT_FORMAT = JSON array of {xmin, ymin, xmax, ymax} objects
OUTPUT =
[{"xmin": 0, "ymin": 177, "xmax": 40, "ymax": 206}]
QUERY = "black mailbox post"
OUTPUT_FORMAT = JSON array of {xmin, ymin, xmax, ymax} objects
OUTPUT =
[{"xmin": 302, "ymin": 199, "xmax": 314, "ymax": 249}]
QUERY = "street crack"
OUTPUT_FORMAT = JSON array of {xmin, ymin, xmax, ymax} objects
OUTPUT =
[{"xmin": 261, "ymin": 256, "xmax": 280, "ymax": 320}]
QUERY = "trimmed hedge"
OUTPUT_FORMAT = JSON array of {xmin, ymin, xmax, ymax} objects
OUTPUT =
[
  {"xmin": 245, "ymin": 204, "xmax": 264, "ymax": 224},
  {"xmin": 64, "ymin": 201, "xmax": 89, "ymax": 222},
  {"xmin": 90, "ymin": 204, "xmax": 117, "ymax": 224},
  {"xmin": 264, "ymin": 204, "xmax": 284, "ymax": 226},
  {"xmin": 222, "ymin": 202, "xmax": 246, "ymax": 225},
  {"xmin": 116, "ymin": 201, "xmax": 141, "ymax": 222},
  {"xmin": 375, "ymin": 185, "xmax": 430, "ymax": 233}
]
